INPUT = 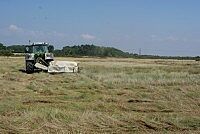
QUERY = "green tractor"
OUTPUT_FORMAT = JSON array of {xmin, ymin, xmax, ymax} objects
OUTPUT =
[{"xmin": 25, "ymin": 42, "xmax": 54, "ymax": 74}]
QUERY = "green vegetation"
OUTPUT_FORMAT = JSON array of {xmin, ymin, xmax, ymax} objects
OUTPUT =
[
  {"xmin": 54, "ymin": 44, "xmax": 131, "ymax": 57},
  {"xmin": 0, "ymin": 57, "xmax": 199, "ymax": 133},
  {"xmin": 7, "ymin": 45, "xmax": 25, "ymax": 53},
  {"xmin": 0, "ymin": 43, "xmax": 13, "ymax": 56},
  {"xmin": 0, "ymin": 43, "xmax": 199, "ymax": 60}
]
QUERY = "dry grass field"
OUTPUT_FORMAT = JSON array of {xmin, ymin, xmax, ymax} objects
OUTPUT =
[{"xmin": 0, "ymin": 57, "xmax": 199, "ymax": 133}]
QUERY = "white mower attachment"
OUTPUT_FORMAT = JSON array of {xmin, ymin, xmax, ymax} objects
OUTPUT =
[
  {"xmin": 48, "ymin": 61, "xmax": 79, "ymax": 73},
  {"xmin": 35, "ymin": 60, "xmax": 79, "ymax": 73}
]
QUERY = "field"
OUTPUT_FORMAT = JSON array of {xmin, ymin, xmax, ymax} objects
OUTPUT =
[{"xmin": 0, "ymin": 57, "xmax": 199, "ymax": 133}]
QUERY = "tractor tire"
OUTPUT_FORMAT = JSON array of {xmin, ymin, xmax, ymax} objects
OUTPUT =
[{"xmin": 26, "ymin": 61, "xmax": 34, "ymax": 74}]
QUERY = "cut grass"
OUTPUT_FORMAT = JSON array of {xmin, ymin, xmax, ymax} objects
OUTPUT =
[{"xmin": 0, "ymin": 57, "xmax": 199, "ymax": 133}]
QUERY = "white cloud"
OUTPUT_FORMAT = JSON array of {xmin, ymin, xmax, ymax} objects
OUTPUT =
[
  {"xmin": 165, "ymin": 36, "xmax": 179, "ymax": 41},
  {"xmin": 81, "ymin": 34, "xmax": 96, "ymax": 40},
  {"xmin": 150, "ymin": 34, "xmax": 157, "ymax": 38},
  {"xmin": 7, "ymin": 24, "xmax": 67, "ymax": 39},
  {"xmin": 150, "ymin": 35, "xmax": 182, "ymax": 42},
  {"xmin": 8, "ymin": 24, "xmax": 23, "ymax": 32},
  {"xmin": 4, "ymin": 24, "xmax": 69, "ymax": 46},
  {"xmin": 51, "ymin": 31, "xmax": 66, "ymax": 38}
]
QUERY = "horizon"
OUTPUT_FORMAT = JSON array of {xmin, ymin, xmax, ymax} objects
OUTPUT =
[{"xmin": 0, "ymin": 0, "xmax": 200, "ymax": 56}]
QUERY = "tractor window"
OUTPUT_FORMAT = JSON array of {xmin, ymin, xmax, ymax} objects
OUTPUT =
[{"xmin": 33, "ymin": 45, "xmax": 48, "ymax": 53}]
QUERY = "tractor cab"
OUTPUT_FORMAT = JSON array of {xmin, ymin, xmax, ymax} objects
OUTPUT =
[
  {"xmin": 25, "ymin": 43, "xmax": 49, "ymax": 54},
  {"xmin": 25, "ymin": 42, "xmax": 54, "ymax": 73}
]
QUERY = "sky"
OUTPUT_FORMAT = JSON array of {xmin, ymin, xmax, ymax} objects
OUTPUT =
[{"xmin": 0, "ymin": 0, "xmax": 200, "ymax": 56}]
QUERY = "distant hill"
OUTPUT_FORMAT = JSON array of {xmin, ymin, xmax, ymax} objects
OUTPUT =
[
  {"xmin": 53, "ymin": 45, "xmax": 199, "ymax": 60},
  {"xmin": 54, "ymin": 44, "xmax": 132, "ymax": 58}
]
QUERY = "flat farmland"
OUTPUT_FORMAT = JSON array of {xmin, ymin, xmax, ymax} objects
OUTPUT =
[{"xmin": 0, "ymin": 57, "xmax": 199, "ymax": 133}]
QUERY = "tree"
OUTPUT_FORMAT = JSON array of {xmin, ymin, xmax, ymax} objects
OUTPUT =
[
  {"xmin": 48, "ymin": 45, "xmax": 54, "ymax": 53},
  {"xmin": 54, "ymin": 44, "xmax": 133, "ymax": 57},
  {"xmin": 0, "ymin": 43, "xmax": 6, "ymax": 50},
  {"xmin": 7, "ymin": 45, "xmax": 25, "ymax": 53}
]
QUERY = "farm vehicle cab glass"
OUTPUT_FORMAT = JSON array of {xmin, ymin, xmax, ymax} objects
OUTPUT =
[{"xmin": 25, "ymin": 43, "xmax": 53, "ymax": 60}]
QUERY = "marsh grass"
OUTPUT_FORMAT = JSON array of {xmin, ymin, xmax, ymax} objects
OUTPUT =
[{"xmin": 0, "ymin": 57, "xmax": 199, "ymax": 133}]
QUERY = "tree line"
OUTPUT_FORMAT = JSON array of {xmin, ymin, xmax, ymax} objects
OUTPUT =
[
  {"xmin": 0, "ymin": 43, "xmax": 16, "ymax": 56},
  {"xmin": 0, "ymin": 42, "xmax": 199, "ymax": 60},
  {"xmin": 54, "ymin": 44, "xmax": 132, "ymax": 57}
]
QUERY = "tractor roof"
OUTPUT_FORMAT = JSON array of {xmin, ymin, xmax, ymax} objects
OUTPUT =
[
  {"xmin": 33, "ymin": 42, "xmax": 48, "ymax": 45},
  {"xmin": 25, "ymin": 42, "xmax": 49, "ymax": 47}
]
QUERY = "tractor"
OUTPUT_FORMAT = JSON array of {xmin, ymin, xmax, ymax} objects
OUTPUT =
[{"xmin": 25, "ymin": 42, "xmax": 54, "ymax": 73}]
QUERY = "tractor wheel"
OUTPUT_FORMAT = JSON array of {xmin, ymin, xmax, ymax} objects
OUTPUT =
[{"xmin": 26, "ymin": 61, "xmax": 34, "ymax": 74}]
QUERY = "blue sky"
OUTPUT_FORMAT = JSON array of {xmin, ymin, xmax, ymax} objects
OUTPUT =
[{"xmin": 0, "ymin": 0, "xmax": 200, "ymax": 56}]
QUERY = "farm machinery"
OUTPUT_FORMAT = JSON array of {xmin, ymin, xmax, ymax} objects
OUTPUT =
[{"xmin": 25, "ymin": 42, "xmax": 79, "ymax": 74}]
